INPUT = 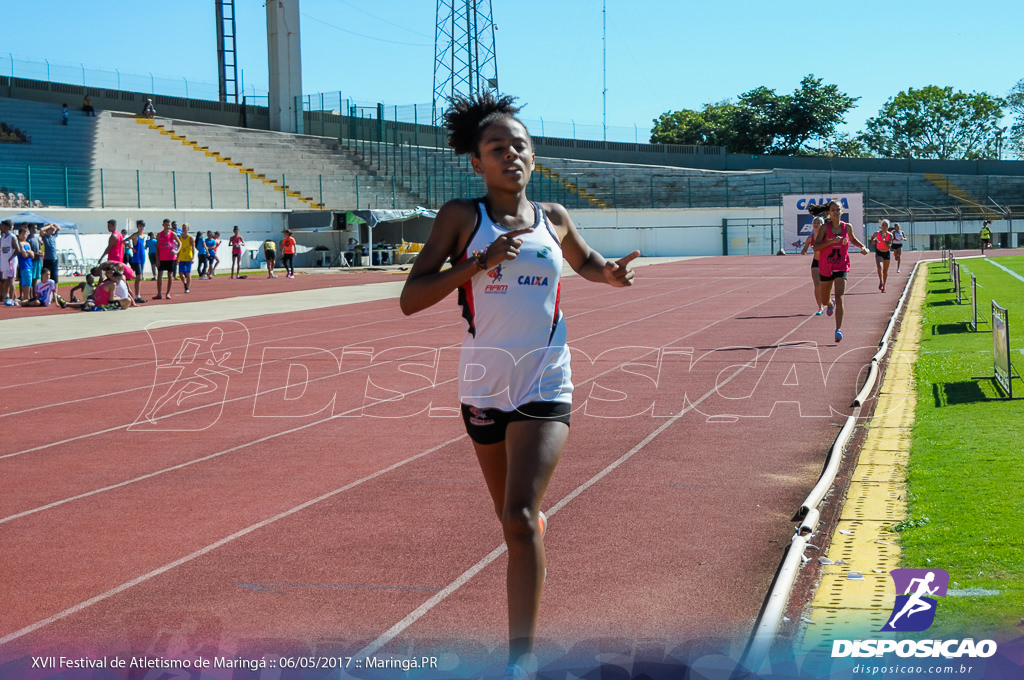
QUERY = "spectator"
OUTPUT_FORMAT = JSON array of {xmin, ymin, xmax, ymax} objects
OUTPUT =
[
  {"xmin": 1, "ymin": 219, "xmax": 18, "ymax": 306},
  {"xmin": 177, "ymin": 223, "xmax": 195, "ymax": 293},
  {"xmin": 82, "ymin": 94, "xmax": 96, "ymax": 117},
  {"xmin": 228, "ymin": 226, "xmax": 244, "ymax": 278},
  {"xmin": 92, "ymin": 267, "xmax": 131, "ymax": 310},
  {"xmin": 16, "ymin": 226, "xmax": 35, "ymax": 304},
  {"xmin": 146, "ymin": 231, "xmax": 158, "ymax": 280},
  {"xmin": 206, "ymin": 231, "xmax": 221, "ymax": 278},
  {"xmin": 128, "ymin": 221, "xmax": 149, "ymax": 303},
  {"xmin": 61, "ymin": 103, "xmax": 69, "ymax": 126},
  {"xmin": 263, "ymin": 235, "xmax": 277, "ymax": 278},
  {"xmin": 98, "ymin": 219, "xmax": 125, "ymax": 266},
  {"xmin": 26, "ymin": 224, "xmax": 43, "ymax": 299},
  {"xmin": 40, "ymin": 222, "xmax": 60, "ymax": 283},
  {"xmin": 345, "ymin": 237, "xmax": 359, "ymax": 266},
  {"xmin": 195, "ymin": 230, "xmax": 209, "ymax": 279},
  {"xmin": 281, "ymin": 229, "xmax": 296, "ymax": 278},
  {"xmin": 142, "ymin": 99, "xmax": 156, "ymax": 119},
  {"xmin": 67, "ymin": 266, "xmax": 101, "ymax": 305},
  {"xmin": 24, "ymin": 267, "xmax": 66, "ymax": 308},
  {"xmin": 154, "ymin": 219, "xmax": 180, "ymax": 300},
  {"xmin": 111, "ymin": 265, "xmax": 137, "ymax": 307}
]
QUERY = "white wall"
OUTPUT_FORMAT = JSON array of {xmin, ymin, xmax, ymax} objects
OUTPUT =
[
  {"xmin": 571, "ymin": 206, "xmax": 781, "ymax": 257},
  {"xmin": 30, "ymin": 207, "xmax": 1011, "ymax": 270}
]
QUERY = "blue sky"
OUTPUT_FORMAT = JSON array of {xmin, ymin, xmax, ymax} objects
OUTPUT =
[{"xmin": 3, "ymin": 0, "xmax": 1022, "ymax": 143}]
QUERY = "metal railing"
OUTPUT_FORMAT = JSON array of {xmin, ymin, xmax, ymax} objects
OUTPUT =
[{"xmin": 6, "ymin": 154, "xmax": 1024, "ymax": 219}]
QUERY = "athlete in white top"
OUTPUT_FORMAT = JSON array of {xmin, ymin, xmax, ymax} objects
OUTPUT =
[
  {"xmin": 400, "ymin": 92, "xmax": 639, "ymax": 679},
  {"xmin": 458, "ymin": 200, "xmax": 572, "ymax": 411}
]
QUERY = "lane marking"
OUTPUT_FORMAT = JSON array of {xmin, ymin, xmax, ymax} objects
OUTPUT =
[{"xmin": 0, "ymin": 435, "xmax": 465, "ymax": 646}]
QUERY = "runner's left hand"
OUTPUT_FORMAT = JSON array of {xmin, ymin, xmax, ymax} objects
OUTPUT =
[{"xmin": 604, "ymin": 250, "xmax": 640, "ymax": 287}]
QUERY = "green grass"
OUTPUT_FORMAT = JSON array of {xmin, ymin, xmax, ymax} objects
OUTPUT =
[{"xmin": 898, "ymin": 255, "xmax": 1024, "ymax": 639}]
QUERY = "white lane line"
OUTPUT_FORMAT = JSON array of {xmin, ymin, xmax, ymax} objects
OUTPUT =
[
  {"xmin": 0, "ymin": 434, "xmax": 466, "ymax": 646},
  {"xmin": 2, "ymin": 267, "xmax": 806, "ymax": 648},
  {"xmin": 352, "ymin": 282, "xmax": 822, "ymax": 659}
]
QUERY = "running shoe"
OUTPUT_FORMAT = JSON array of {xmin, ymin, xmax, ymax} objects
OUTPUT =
[
  {"xmin": 538, "ymin": 510, "xmax": 547, "ymax": 537},
  {"xmin": 881, "ymin": 286, "xmax": 886, "ymax": 293},
  {"xmin": 3, "ymin": 298, "xmax": 13, "ymax": 307},
  {"xmin": 815, "ymin": 309, "xmax": 824, "ymax": 316},
  {"xmin": 153, "ymin": 295, "xmax": 162, "ymax": 300},
  {"xmin": 504, "ymin": 664, "xmax": 528, "ymax": 680},
  {"xmin": 826, "ymin": 304, "xmax": 834, "ymax": 317},
  {"xmin": 835, "ymin": 329, "xmax": 843, "ymax": 343}
]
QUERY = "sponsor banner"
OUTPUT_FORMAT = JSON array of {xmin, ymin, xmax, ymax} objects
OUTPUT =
[{"xmin": 782, "ymin": 193, "xmax": 864, "ymax": 253}]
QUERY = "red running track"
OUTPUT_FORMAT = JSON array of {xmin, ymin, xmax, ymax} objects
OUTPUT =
[{"xmin": 0, "ymin": 254, "xmax": 924, "ymax": 678}]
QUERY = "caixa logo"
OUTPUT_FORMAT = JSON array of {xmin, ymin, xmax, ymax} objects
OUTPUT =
[{"xmin": 831, "ymin": 568, "xmax": 998, "ymax": 659}]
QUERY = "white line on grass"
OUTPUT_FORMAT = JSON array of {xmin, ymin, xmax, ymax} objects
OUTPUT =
[{"xmin": 985, "ymin": 258, "xmax": 1024, "ymax": 284}]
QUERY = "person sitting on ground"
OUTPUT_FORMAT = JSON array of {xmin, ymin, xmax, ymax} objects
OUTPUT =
[
  {"xmin": 68, "ymin": 267, "xmax": 101, "ymax": 304},
  {"xmin": 92, "ymin": 266, "xmax": 132, "ymax": 310},
  {"xmin": 82, "ymin": 94, "xmax": 96, "ymax": 117},
  {"xmin": 23, "ymin": 267, "xmax": 66, "ymax": 308},
  {"xmin": 142, "ymin": 99, "xmax": 156, "ymax": 119}
]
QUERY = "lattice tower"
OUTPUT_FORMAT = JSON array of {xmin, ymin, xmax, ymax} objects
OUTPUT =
[{"xmin": 433, "ymin": 0, "xmax": 500, "ymax": 124}]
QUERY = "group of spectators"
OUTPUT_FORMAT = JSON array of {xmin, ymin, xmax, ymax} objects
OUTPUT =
[
  {"xmin": 0, "ymin": 121, "xmax": 29, "ymax": 144},
  {"xmin": 100, "ymin": 218, "xmax": 236, "ymax": 303},
  {"xmin": 2, "ymin": 217, "xmax": 306, "ymax": 312},
  {"xmin": 1, "ymin": 219, "xmax": 63, "ymax": 307}
]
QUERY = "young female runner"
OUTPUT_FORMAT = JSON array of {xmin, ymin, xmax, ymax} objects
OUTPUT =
[
  {"xmin": 809, "ymin": 200, "xmax": 869, "ymax": 342},
  {"xmin": 871, "ymin": 219, "xmax": 893, "ymax": 292},
  {"xmin": 800, "ymin": 216, "xmax": 829, "ymax": 315},
  {"xmin": 891, "ymin": 222, "xmax": 905, "ymax": 272},
  {"xmin": 400, "ymin": 92, "xmax": 639, "ymax": 680}
]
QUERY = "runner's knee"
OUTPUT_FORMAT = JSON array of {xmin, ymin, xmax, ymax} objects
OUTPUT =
[{"xmin": 502, "ymin": 506, "xmax": 541, "ymax": 542}]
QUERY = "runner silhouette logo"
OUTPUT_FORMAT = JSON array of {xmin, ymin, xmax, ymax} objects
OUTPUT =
[{"xmin": 882, "ymin": 568, "xmax": 949, "ymax": 632}]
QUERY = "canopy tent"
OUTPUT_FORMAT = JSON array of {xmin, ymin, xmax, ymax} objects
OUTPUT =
[
  {"xmin": 2, "ymin": 211, "xmax": 86, "ymax": 275},
  {"xmin": 345, "ymin": 207, "xmax": 437, "ymax": 262},
  {"xmin": 3, "ymin": 211, "xmax": 78, "ymax": 228}
]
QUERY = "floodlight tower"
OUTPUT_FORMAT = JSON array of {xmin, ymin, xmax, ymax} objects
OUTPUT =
[
  {"xmin": 215, "ymin": 0, "xmax": 239, "ymax": 104},
  {"xmin": 432, "ymin": 0, "xmax": 500, "ymax": 124}
]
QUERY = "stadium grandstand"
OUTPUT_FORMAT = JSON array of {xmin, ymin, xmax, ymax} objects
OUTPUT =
[{"xmin": 2, "ymin": 70, "xmax": 1023, "ymax": 256}]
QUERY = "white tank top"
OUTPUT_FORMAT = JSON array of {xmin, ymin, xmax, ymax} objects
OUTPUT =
[{"xmin": 457, "ymin": 201, "xmax": 573, "ymax": 410}]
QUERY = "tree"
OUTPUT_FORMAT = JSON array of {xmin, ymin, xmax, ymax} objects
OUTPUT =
[
  {"xmin": 774, "ymin": 75, "xmax": 859, "ymax": 155},
  {"xmin": 650, "ymin": 102, "xmax": 739, "ymax": 148},
  {"xmin": 650, "ymin": 75, "xmax": 857, "ymax": 155},
  {"xmin": 862, "ymin": 86, "xmax": 1004, "ymax": 160},
  {"xmin": 1005, "ymin": 78, "xmax": 1024, "ymax": 159},
  {"xmin": 801, "ymin": 133, "xmax": 870, "ymax": 158}
]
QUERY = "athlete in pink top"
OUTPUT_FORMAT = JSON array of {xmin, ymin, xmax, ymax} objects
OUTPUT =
[
  {"xmin": 154, "ymin": 219, "xmax": 181, "ymax": 300},
  {"xmin": 872, "ymin": 219, "xmax": 894, "ymax": 293},
  {"xmin": 98, "ymin": 219, "xmax": 125, "ymax": 265},
  {"xmin": 810, "ymin": 200, "xmax": 869, "ymax": 343}
]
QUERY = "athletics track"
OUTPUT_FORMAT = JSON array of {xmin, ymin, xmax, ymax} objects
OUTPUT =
[{"xmin": 0, "ymin": 253, "xmax": 926, "ymax": 678}]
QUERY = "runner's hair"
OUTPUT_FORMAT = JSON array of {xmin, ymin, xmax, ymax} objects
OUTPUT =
[{"xmin": 443, "ymin": 92, "xmax": 525, "ymax": 157}]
